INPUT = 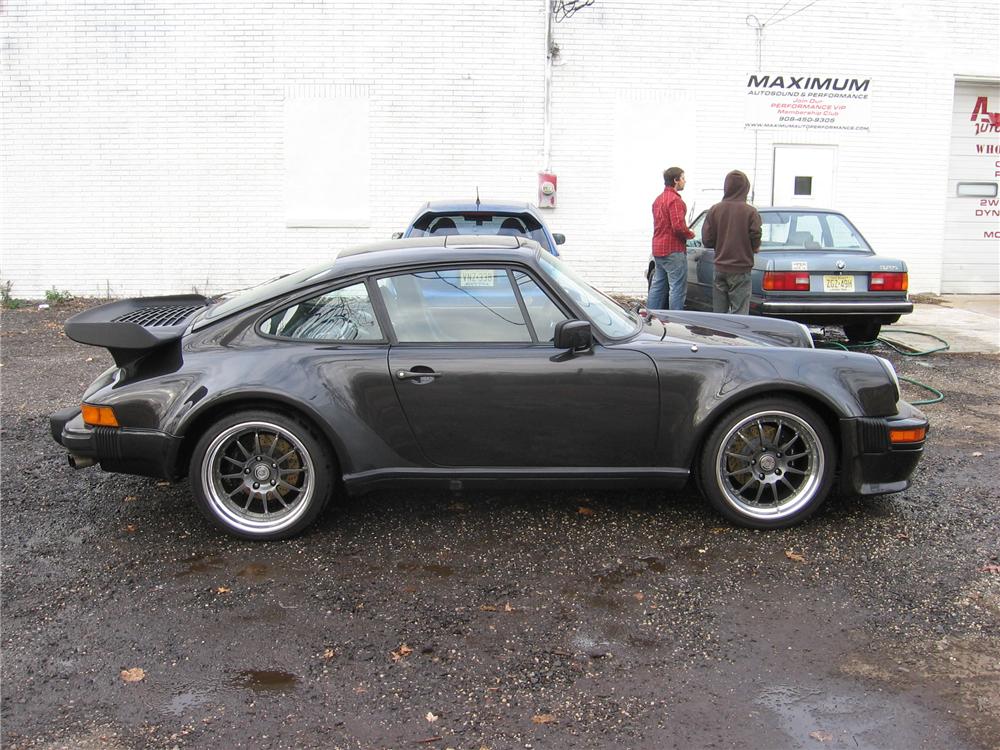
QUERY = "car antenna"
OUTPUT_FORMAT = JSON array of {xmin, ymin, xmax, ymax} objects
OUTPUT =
[{"xmin": 475, "ymin": 186, "xmax": 480, "ymax": 209}]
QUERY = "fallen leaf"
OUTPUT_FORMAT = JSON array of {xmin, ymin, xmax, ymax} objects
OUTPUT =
[
  {"xmin": 425, "ymin": 711, "xmax": 439, "ymax": 722},
  {"xmin": 120, "ymin": 667, "xmax": 145, "ymax": 683},
  {"xmin": 982, "ymin": 564, "xmax": 1000, "ymax": 574},
  {"xmin": 503, "ymin": 602, "xmax": 514, "ymax": 612},
  {"xmin": 124, "ymin": 524, "xmax": 137, "ymax": 533},
  {"xmin": 532, "ymin": 713, "xmax": 557, "ymax": 724},
  {"xmin": 633, "ymin": 592, "xmax": 645, "ymax": 602},
  {"xmin": 479, "ymin": 604, "xmax": 498, "ymax": 611},
  {"xmin": 808, "ymin": 730, "xmax": 833, "ymax": 742},
  {"xmin": 391, "ymin": 644, "xmax": 413, "ymax": 662},
  {"xmin": 123, "ymin": 495, "xmax": 137, "ymax": 502},
  {"xmin": 710, "ymin": 526, "xmax": 729, "ymax": 534},
  {"xmin": 972, "ymin": 451, "xmax": 983, "ymax": 457},
  {"xmin": 156, "ymin": 481, "xmax": 170, "ymax": 486},
  {"xmin": 323, "ymin": 648, "xmax": 337, "ymax": 660},
  {"xmin": 785, "ymin": 549, "xmax": 806, "ymax": 563},
  {"xmin": 215, "ymin": 586, "xmax": 231, "ymax": 595},
  {"xmin": 85, "ymin": 357, "xmax": 94, "ymax": 362},
  {"xmin": 577, "ymin": 507, "xmax": 594, "ymax": 516}
]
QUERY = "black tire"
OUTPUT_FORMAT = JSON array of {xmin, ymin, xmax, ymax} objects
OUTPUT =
[
  {"xmin": 189, "ymin": 409, "xmax": 335, "ymax": 540},
  {"xmin": 843, "ymin": 320, "xmax": 881, "ymax": 343},
  {"xmin": 699, "ymin": 398, "xmax": 836, "ymax": 529}
]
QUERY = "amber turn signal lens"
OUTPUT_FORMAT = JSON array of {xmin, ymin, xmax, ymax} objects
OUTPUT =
[
  {"xmin": 81, "ymin": 403, "xmax": 119, "ymax": 427},
  {"xmin": 889, "ymin": 426, "xmax": 926, "ymax": 443}
]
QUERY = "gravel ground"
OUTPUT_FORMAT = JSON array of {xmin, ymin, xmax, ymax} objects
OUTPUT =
[{"xmin": 2, "ymin": 300, "xmax": 999, "ymax": 750}]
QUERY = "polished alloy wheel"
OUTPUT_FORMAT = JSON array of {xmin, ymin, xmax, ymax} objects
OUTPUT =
[
  {"xmin": 200, "ymin": 420, "xmax": 315, "ymax": 535},
  {"xmin": 714, "ymin": 409, "xmax": 824, "ymax": 521}
]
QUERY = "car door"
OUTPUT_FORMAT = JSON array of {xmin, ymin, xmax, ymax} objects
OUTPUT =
[
  {"xmin": 686, "ymin": 211, "xmax": 714, "ymax": 310},
  {"xmin": 377, "ymin": 265, "xmax": 660, "ymax": 468}
]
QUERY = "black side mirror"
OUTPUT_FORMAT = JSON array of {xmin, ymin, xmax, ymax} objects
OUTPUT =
[
  {"xmin": 553, "ymin": 233, "xmax": 566, "ymax": 245},
  {"xmin": 553, "ymin": 319, "xmax": 592, "ymax": 351},
  {"xmin": 391, "ymin": 232, "xmax": 404, "ymax": 240}
]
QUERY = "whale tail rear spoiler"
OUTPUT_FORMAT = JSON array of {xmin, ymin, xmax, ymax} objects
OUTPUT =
[{"xmin": 64, "ymin": 295, "xmax": 210, "ymax": 367}]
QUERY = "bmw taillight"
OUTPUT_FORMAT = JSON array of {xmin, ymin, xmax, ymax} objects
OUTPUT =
[
  {"xmin": 762, "ymin": 271, "xmax": 810, "ymax": 291},
  {"xmin": 869, "ymin": 272, "xmax": 908, "ymax": 291}
]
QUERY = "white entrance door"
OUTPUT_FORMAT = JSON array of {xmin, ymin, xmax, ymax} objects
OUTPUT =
[
  {"xmin": 941, "ymin": 80, "xmax": 1000, "ymax": 294},
  {"xmin": 772, "ymin": 145, "xmax": 838, "ymax": 207}
]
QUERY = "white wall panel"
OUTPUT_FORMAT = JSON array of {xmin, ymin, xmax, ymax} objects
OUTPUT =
[{"xmin": 1, "ymin": 0, "xmax": 998, "ymax": 297}]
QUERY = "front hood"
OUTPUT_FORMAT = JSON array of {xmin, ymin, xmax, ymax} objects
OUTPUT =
[
  {"xmin": 755, "ymin": 250, "xmax": 906, "ymax": 273},
  {"xmin": 642, "ymin": 309, "xmax": 813, "ymax": 348}
]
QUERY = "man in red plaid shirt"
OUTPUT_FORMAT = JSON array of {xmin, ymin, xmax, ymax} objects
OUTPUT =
[{"xmin": 648, "ymin": 166, "xmax": 695, "ymax": 311}]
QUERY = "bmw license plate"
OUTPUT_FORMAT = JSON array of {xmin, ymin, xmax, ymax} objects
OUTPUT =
[{"xmin": 823, "ymin": 275, "xmax": 855, "ymax": 293}]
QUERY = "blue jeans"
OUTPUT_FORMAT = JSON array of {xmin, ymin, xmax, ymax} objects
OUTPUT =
[{"xmin": 647, "ymin": 252, "xmax": 687, "ymax": 311}]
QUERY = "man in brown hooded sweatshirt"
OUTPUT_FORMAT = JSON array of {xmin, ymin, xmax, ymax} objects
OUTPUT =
[{"xmin": 702, "ymin": 170, "xmax": 762, "ymax": 315}]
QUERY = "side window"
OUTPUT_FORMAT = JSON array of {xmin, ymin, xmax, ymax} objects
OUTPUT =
[
  {"xmin": 687, "ymin": 213, "xmax": 706, "ymax": 247},
  {"xmin": 377, "ymin": 268, "xmax": 531, "ymax": 343},
  {"xmin": 259, "ymin": 282, "xmax": 382, "ymax": 342},
  {"xmin": 513, "ymin": 271, "xmax": 568, "ymax": 342}
]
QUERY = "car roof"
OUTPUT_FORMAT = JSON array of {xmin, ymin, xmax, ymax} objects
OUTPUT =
[
  {"xmin": 415, "ymin": 199, "xmax": 540, "ymax": 215},
  {"xmin": 758, "ymin": 206, "xmax": 847, "ymax": 214},
  {"xmin": 325, "ymin": 235, "xmax": 544, "ymax": 280}
]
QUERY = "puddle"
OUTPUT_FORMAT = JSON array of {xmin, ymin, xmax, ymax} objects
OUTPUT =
[
  {"xmin": 756, "ymin": 683, "xmax": 969, "ymax": 749},
  {"xmin": 163, "ymin": 689, "xmax": 213, "ymax": 717},
  {"xmin": 396, "ymin": 562, "xmax": 454, "ymax": 577},
  {"xmin": 237, "ymin": 563, "xmax": 270, "ymax": 580},
  {"xmin": 173, "ymin": 555, "xmax": 226, "ymax": 577},
  {"xmin": 231, "ymin": 670, "xmax": 300, "ymax": 692}
]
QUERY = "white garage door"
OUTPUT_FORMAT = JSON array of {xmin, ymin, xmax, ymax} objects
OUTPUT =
[{"xmin": 942, "ymin": 80, "xmax": 1000, "ymax": 293}]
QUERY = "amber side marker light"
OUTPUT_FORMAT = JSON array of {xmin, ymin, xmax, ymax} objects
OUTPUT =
[
  {"xmin": 81, "ymin": 404, "xmax": 119, "ymax": 427},
  {"xmin": 889, "ymin": 426, "xmax": 926, "ymax": 444}
]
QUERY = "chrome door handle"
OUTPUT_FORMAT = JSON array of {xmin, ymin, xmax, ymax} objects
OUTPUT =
[{"xmin": 396, "ymin": 369, "xmax": 443, "ymax": 380}]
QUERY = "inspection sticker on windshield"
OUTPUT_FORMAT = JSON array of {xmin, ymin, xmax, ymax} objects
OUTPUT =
[
  {"xmin": 792, "ymin": 261, "xmax": 808, "ymax": 271},
  {"xmin": 459, "ymin": 269, "xmax": 495, "ymax": 288}
]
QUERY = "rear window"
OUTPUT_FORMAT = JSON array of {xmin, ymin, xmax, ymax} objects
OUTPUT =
[
  {"xmin": 759, "ymin": 211, "xmax": 870, "ymax": 251},
  {"xmin": 409, "ymin": 212, "xmax": 549, "ymax": 247}
]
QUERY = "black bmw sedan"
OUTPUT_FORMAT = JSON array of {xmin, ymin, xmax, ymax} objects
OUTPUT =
[{"xmin": 51, "ymin": 237, "xmax": 928, "ymax": 539}]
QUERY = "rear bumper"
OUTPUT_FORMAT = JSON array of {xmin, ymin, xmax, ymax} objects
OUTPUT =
[
  {"xmin": 755, "ymin": 299, "xmax": 913, "ymax": 318},
  {"xmin": 838, "ymin": 402, "xmax": 928, "ymax": 496},
  {"xmin": 49, "ymin": 407, "xmax": 182, "ymax": 480}
]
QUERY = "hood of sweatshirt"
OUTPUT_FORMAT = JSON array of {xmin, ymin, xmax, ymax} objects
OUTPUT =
[{"xmin": 722, "ymin": 170, "xmax": 750, "ymax": 201}]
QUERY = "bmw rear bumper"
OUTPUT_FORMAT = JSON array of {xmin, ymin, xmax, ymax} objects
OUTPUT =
[
  {"xmin": 754, "ymin": 299, "xmax": 913, "ymax": 318},
  {"xmin": 49, "ymin": 407, "xmax": 181, "ymax": 480},
  {"xmin": 838, "ymin": 401, "xmax": 928, "ymax": 496}
]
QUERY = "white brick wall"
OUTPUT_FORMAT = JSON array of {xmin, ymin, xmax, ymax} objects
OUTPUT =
[{"xmin": 1, "ymin": 0, "xmax": 998, "ymax": 298}]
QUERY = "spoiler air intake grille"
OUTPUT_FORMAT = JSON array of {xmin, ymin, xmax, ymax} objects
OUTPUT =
[{"xmin": 113, "ymin": 305, "xmax": 202, "ymax": 327}]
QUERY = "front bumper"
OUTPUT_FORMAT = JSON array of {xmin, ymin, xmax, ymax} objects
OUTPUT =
[
  {"xmin": 49, "ymin": 407, "xmax": 182, "ymax": 480},
  {"xmin": 838, "ymin": 401, "xmax": 929, "ymax": 496}
]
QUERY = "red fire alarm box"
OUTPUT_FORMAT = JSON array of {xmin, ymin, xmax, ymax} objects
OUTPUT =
[{"xmin": 538, "ymin": 172, "xmax": 557, "ymax": 208}]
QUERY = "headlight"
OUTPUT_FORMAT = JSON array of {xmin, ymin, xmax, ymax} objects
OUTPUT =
[{"xmin": 875, "ymin": 356, "xmax": 900, "ymax": 402}]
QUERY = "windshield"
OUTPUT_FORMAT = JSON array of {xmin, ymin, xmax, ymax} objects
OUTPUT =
[
  {"xmin": 537, "ymin": 253, "xmax": 639, "ymax": 338},
  {"xmin": 195, "ymin": 260, "xmax": 336, "ymax": 328},
  {"xmin": 758, "ymin": 211, "xmax": 871, "ymax": 251},
  {"xmin": 409, "ymin": 212, "xmax": 550, "ymax": 247}
]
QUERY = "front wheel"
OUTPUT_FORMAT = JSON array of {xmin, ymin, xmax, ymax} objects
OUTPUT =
[
  {"xmin": 189, "ymin": 410, "xmax": 335, "ymax": 540},
  {"xmin": 699, "ymin": 399, "xmax": 836, "ymax": 529}
]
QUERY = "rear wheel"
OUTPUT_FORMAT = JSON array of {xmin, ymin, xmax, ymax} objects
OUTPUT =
[
  {"xmin": 189, "ymin": 410, "xmax": 335, "ymax": 540},
  {"xmin": 699, "ymin": 398, "xmax": 836, "ymax": 529},
  {"xmin": 843, "ymin": 320, "xmax": 881, "ymax": 343}
]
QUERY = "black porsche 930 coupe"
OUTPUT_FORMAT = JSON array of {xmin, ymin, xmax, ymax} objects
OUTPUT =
[{"xmin": 51, "ymin": 236, "xmax": 928, "ymax": 539}]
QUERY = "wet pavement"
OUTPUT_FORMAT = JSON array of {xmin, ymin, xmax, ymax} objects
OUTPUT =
[{"xmin": 2, "ymin": 301, "xmax": 999, "ymax": 749}]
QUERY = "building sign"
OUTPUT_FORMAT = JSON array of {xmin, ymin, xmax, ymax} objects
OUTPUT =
[{"xmin": 744, "ymin": 74, "xmax": 872, "ymax": 131}]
